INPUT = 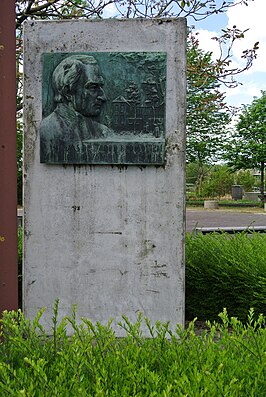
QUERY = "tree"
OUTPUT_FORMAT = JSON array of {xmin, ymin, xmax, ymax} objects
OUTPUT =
[
  {"xmin": 15, "ymin": 0, "xmax": 258, "ymax": 112},
  {"xmin": 200, "ymin": 165, "xmax": 234, "ymax": 199},
  {"xmin": 14, "ymin": 0, "xmax": 259, "ymax": 203},
  {"xmin": 225, "ymin": 91, "xmax": 266, "ymax": 203},
  {"xmin": 186, "ymin": 161, "xmax": 210, "ymax": 196},
  {"xmin": 186, "ymin": 22, "xmax": 259, "ymax": 193},
  {"xmin": 235, "ymin": 169, "xmax": 256, "ymax": 192},
  {"xmin": 186, "ymin": 23, "xmax": 259, "ymax": 162},
  {"xmin": 15, "ymin": 1, "xmax": 255, "ymax": 28},
  {"xmin": 186, "ymin": 30, "xmax": 231, "ymax": 166}
]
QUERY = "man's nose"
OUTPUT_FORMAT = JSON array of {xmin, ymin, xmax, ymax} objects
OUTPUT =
[{"xmin": 98, "ymin": 87, "xmax": 106, "ymax": 102}]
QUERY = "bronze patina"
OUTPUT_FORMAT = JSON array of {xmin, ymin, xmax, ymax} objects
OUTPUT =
[{"xmin": 41, "ymin": 52, "xmax": 166, "ymax": 165}]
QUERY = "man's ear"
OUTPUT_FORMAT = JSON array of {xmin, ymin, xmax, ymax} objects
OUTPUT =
[{"xmin": 62, "ymin": 85, "xmax": 72, "ymax": 101}]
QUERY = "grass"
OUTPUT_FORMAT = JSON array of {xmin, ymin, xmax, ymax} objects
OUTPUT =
[
  {"xmin": 186, "ymin": 231, "xmax": 266, "ymax": 321},
  {"xmin": 186, "ymin": 199, "xmax": 262, "ymax": 208},
  {"xmin": 187, "ymin": 205, "xmax": 264, "ymax": 213},
  {"xmin": 0, "ymin": 302, "xmax": 266, "ymax": 396}
]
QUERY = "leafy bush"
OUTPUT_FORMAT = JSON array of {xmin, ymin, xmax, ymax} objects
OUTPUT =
[
  {"xmin": 200, "ymin": 165, "xmax": 234, "ymax": 198},
  {"xmin": 186, "ymin": 161, "xmax": 209, "ymax": 186},
  {"xmin": 235, "ymin": 169, "xmax": 256, "ymax": 192},
  {"xmin": 186, "ymin": 232, "xmax": 266, "ymax": 321},
  {"xmin": 186, "ymin": 199, "xmax": 261, "ymax": 207},
  {"xmin": 1, "ymin": 302, "xmax": 266, "ymax": 396}
]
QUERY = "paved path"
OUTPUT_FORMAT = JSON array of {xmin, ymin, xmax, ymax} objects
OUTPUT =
[{"xmin": 186, "ymin": 207, "xmax": 266, "ymax": 233}]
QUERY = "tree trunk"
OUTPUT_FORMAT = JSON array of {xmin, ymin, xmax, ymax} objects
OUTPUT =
[
  {"xmin": 260, "ymin": 161, "xmax": 265, "ymax": 204},
  {"xmin": 196, "ymin": 163, "xmax": 205, "ymax": 196}
]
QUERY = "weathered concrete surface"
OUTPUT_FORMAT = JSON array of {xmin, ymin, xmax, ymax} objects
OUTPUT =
[
  {"xmin": 204, "ymin": 200, "xmax": 218, "ymax": 210},
  {"xmin": 23, "ymin": 19, "xmax": 186, "ymax": 335}
]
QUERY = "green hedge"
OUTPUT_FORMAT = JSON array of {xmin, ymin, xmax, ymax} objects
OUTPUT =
[
  {"xmin": 1, "ymin": 302, "xmax": 266, "ymax": 396},
  {"xmin": 186, "ymin": 232, "xmax": 266, "ymax": 321},
  {"xmin": 186, "ymin": 199, "xmax": 262, "ymax": 207}
]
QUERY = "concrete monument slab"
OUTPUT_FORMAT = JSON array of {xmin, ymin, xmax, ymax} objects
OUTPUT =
[{"xmin": 23, "ymin": 19, "xmax": 186, "ymax": 335}]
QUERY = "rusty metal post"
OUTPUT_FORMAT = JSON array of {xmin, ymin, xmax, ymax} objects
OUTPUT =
[{"xmin": 0, "ymin": 0, "xmax": 18, "ymax": 313}]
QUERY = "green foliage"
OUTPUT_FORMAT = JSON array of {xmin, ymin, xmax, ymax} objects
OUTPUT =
[
  {"xmin": 15, "ymin": 1, "xmax": 259, "ymax": 202},
  {"xmin": 15, "ymin": 1, "xmax": 256, "ymax": 26},
  {"xmin": 186, "ymin": 232, "xmax": 266, "ymax": 321},
  {"xmin": 186, "ymin": 163, "xmax": 260, "ymax": 199},
  {"xmin": 235, "ymin": 169, "xmax": 256, "ymax": 192},
  {"xmin": 186, "ymin": 32, "xmax": 231, "ymax": 165},
  {"xmin": 186, "ymin": 199, "xmax": 261, "ymax": 208},
  {"xmin": 1, "ymin": 302, "xmax": 266, "ymax": 395},
  {"xmin": 18, "ymin": 226, "xmax": 22, "ymax": 267},
  {"xmin": 225, "ymin": 91, "xmax": 266, "ymax": 201},
  {"xmin": 186, "ymin": 161, "xmax": 209, "ymax": 186},
  {"xmin": 195, "ymin": 164, "xmax": 233, "ymax": 198},
  {"xmin": 228, "ymin": 91, "xmax": 266, "ymax": 170}
]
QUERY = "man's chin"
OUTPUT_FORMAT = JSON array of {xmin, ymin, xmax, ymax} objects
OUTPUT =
[{"xmin": 82, "ymin": 110, "xmax": 101, "ymax": 117}]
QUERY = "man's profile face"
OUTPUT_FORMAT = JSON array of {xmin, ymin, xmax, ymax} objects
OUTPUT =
[{"xmin": 72, "ymin": 64, "xmax": 106, "ymax": 117}]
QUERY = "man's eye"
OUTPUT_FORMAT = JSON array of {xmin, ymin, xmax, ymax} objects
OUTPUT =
[{"xmin": 88, "ymin": 84, "xmax": 98, "ymax": 90}]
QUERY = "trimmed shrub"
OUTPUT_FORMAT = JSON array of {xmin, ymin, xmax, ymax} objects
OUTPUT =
[
  {"xmin": 186, "ymin": 231, "xmax": 266, "ymax": 321},
  {"xmin": 0, "ymin": 303, "xmax": 266, "ymax": 396}
]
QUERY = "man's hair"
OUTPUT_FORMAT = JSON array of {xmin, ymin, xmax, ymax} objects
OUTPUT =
[{"xmin": 52, "ymin": 55, "xmax": 98, "ymax": 103}]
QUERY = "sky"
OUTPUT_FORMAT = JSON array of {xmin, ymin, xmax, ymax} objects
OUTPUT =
[
  {"xmin": 102, "ymin": 0, "xmax": 266, "ymax": 109},
  {"xmin": 189, "ymin": 0, "xmax": 266, "ymax": 108}
]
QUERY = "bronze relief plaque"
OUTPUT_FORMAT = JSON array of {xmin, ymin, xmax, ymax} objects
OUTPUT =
[{"xmin": 41, "ymin": 52, "xmax": 166, "ymax": 165}]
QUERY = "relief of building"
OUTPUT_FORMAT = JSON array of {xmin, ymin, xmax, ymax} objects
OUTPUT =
[{"xmin": 112, "ymin": 81, "xmax": 165, "ymax": 137}]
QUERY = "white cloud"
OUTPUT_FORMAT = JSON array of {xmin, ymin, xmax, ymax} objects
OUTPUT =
[
  {"xmin": 194, "ymin": 0, "xmax": 266, "ymax": 106},
  {"xmin": 225, "ymin": 79, "xmax": 262, "ymax": 101},
  {"xmin": 195, "ymin": 0, "xmax": 265, "ymax": 70},
  {"xmin": 193, "ymin": 29, "xmax": 222, "ymax": 60},
  {"xmin": 226, "ymin": 0, "xmax": 266, "ymax": 73},
  {"xmin": 101, "ymin": 3, "xmax": 118, "ymax": 18}
]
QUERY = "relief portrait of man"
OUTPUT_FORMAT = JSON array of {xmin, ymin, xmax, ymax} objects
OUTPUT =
[{"xmin": 40, "ymin": 54, "xmax": 113, "ymax": 163}]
